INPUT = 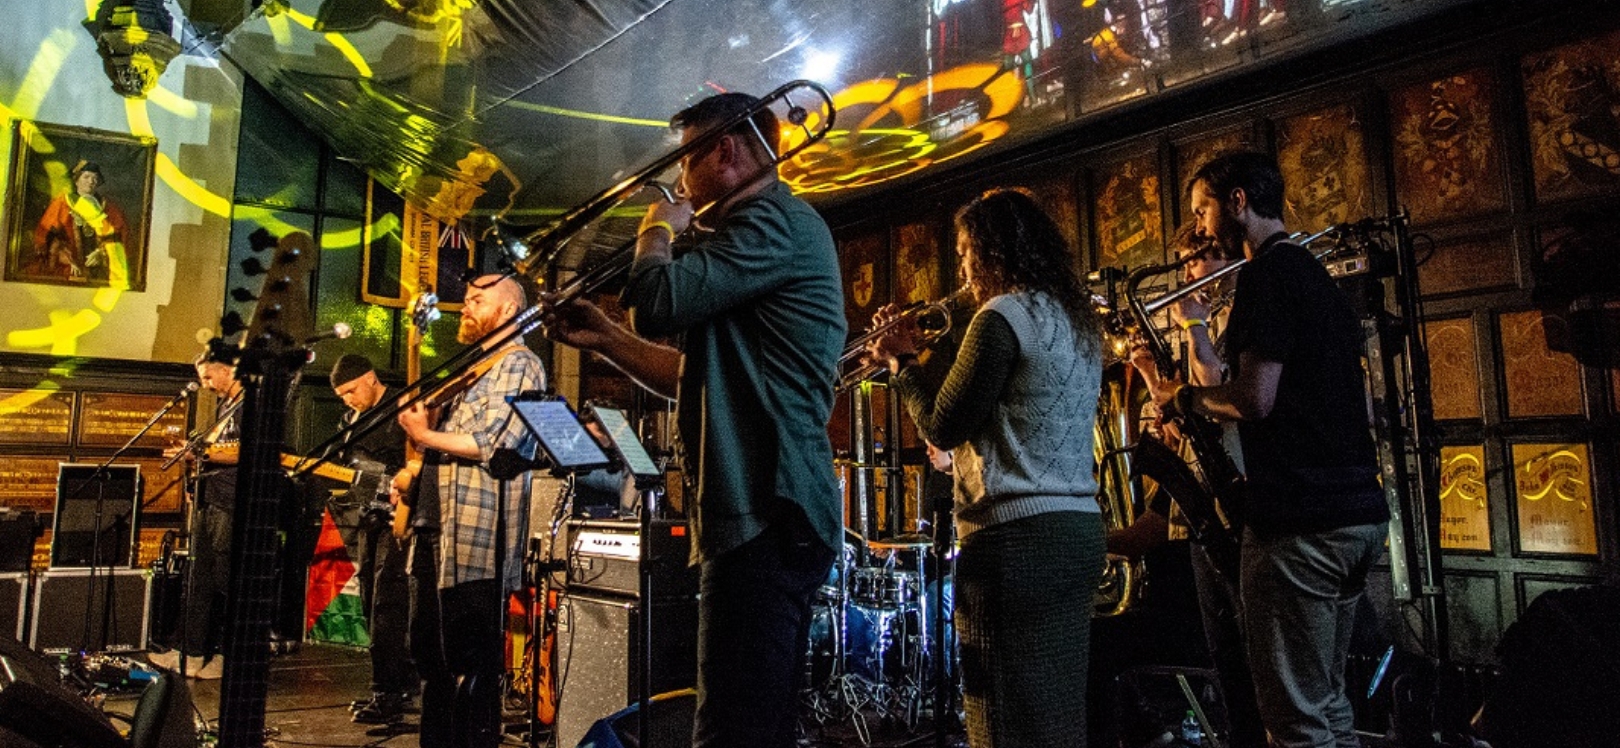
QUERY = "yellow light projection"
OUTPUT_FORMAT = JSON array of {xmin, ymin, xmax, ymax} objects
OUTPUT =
[{"xmin": 780, "ymin": 63, "xmax": 1023, "ymax": 195}]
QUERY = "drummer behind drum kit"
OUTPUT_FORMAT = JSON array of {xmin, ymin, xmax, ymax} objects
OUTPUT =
[{"xmin": 802, "ymin": 529, "xmax": 950, "ymax": 745}]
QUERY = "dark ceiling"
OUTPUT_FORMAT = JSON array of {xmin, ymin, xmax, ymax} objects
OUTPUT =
[{"xmin": 214, "ymin": 0, "xmax": 1472, "ymax": 232}]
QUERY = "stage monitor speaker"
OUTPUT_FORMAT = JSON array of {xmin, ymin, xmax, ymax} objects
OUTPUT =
[
  {"xmin": 555, "ymin": 592, "xmax": 697, "ymax": 748},
  {"xmin": 52, "ymin": 463, "xmax": 141, "ymax": 569},
  {"xmin": 0, "ymin": 636, "xmax": 125, "ymax": 748},
  {"xmin": 30, "ymin": 568, "xmax": 150, "ymax": 654},
  {"xmin": 575, "ymin": 689, "xmax": 695, "ymax": 748},
  {"xmin": 0, "ymin": 573, "xmax": 25, "ymax": 644}
]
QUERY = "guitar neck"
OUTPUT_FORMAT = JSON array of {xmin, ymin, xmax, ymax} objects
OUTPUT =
[{"xmin": 279, "ymin": 454, "xmax": 355, "ymax": 484}]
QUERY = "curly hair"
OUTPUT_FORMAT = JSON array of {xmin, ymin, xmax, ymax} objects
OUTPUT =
[{"xmin": 953, "ymin": 187, "xmax": 1101, "ymax": 342}]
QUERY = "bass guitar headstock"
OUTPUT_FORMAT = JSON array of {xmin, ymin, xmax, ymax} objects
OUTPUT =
[{"xmin": 214, "ymin": 231, "xmax": 317, "ymax": 364}]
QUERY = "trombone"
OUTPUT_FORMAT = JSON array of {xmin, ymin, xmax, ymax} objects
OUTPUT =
[
  {"xmin": 836, "ymin": 289, "xmax": 969, "ymax": 392},
  {"xmin": 295, "ymin": 81, "xmax": 837, "ymax": 473}
]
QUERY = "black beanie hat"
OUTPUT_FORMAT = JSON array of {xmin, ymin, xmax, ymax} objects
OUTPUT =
[{"xmin": 329, "ymin": 353, "xmax": 374, "ymax": 388}]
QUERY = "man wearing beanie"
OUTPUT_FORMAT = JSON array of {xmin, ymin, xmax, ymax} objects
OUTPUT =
[{"xmin": 330, "ymin": 354, "xmax": 418, "ymax": 725}]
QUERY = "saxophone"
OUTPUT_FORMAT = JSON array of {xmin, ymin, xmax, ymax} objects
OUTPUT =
[{"xmin": 1121, "ymin": 258, "xmax": 1245, "ymax": 587}]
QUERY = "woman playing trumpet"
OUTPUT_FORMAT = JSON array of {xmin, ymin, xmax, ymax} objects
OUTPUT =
[{"xmin": 864, "ymin": 187, "xmax": 1104, "ymax": 748}]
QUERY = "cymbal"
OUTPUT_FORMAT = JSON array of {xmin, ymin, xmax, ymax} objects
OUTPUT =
[{"xmin": 868, "ymin": 533, "xmax": 932, "ymax": 549}]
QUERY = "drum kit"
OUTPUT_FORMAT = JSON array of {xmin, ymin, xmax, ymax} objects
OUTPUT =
[{"xmin": 801, "ymin": 524, "xmax": 957, "ymax": 745}]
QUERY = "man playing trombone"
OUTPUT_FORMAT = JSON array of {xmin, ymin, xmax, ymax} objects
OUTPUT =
[
  {"xmin": 1114, "ymin": 224, "xmax": 1265, "ymax": 748},
  {"xmin": 1146, "ymin": 151, "xmax": 1387, "ymax": 748},
  {"xmin": 544, "ymin": 91, "xmax": 845, "ymax": 748}
]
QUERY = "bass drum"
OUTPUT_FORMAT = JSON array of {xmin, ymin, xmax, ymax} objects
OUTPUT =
[{"xmin": 1093, "ymin": 360, "xmax": 1154, "ymax": 617}]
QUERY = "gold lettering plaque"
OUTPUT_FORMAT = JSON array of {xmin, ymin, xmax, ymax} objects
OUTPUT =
[
  {"xmin": 1513, "ymin": 443, "xmax": 1596, "ymax": 555},
  {"xmin": 1439, "ymin": 445, "xmax": 1491, "ymax": 551},
  {"xmin": 127, "ymin": 457, "xmax": 185, "ymax": 513},
  {"xmin": 78, "ymin": 392, "xmax": 190, "ymax": 448},
  {"xmin": 0, "ymin": 456, "xmax": 65, "ymax": 512},
  {"xmin": 1500, "ymin": 310, "xmax": 1583, "ymax": 418},
  {"xmin": 136, "ymin": 528, "xmax": 170, "ymax": 568},
  {"xmin": 1425, "ymin": 318, "xmax": 1481, "ymax": 421},
  {"xmin": 0, "ymin": 389, "xmax": 74, "ymax": 445}
]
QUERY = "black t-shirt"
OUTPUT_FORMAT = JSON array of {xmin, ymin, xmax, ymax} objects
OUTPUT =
[
  {"xmin": 340, "ymin": 399, "xmax": 408, "ymax": 472},
  {"xmin": 1224, "ymin": 236, "xmax": 1387, "ymax": 536},
  {"xmin": 200, "ymin": 396, "xmax": 241, "ymax": 510}
]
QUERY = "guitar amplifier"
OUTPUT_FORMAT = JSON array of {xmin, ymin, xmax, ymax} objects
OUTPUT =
[{"xmin": 566, "ymin": 519, "xmax": 696, "ymax": 600}]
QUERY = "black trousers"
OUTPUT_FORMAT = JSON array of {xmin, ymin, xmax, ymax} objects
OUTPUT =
[
  {"xmin": 414, "ymin": 541, "xmax": 504, "ymax": 748},
  {"xmin": 355, "ymin": 513, "xmax": 415, "ymax": 695},
  {"xmin": 182, "ymin": 503, "xmax": 231, "ymax": 656},
  {"xmin": 694, "ymin": 505, "xmax": 834, "ymax": 748}
]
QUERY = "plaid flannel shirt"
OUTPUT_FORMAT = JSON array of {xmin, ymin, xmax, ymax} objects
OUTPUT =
[{"xmin": 436, "ymin": 347, "xmax": 545, "ymax": 592}]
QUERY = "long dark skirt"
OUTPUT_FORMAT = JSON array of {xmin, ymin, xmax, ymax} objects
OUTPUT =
[{"xmin": 956, "ymin": 510, "xmax": 1105, "ymax": 748}]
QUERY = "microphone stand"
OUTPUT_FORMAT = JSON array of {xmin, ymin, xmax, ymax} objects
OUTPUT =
[{"xmin": 67, "ymin": 385, "xmax": 193, "ymax": 654}]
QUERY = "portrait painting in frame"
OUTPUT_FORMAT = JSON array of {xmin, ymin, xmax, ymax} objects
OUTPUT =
[{"xmin": 3, "ymin": 120, "xmax": 155, "ymax": 291}]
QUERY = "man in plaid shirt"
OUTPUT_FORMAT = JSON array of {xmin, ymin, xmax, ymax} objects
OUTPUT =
[{"xmin": 399, "ymin": 273, "xmax": 544, "ymax": 748}]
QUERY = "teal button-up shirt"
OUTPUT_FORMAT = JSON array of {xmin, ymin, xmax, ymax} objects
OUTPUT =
[{"xmin": 623, "ymin": 180, "xmax": 845, "ymax": 561}]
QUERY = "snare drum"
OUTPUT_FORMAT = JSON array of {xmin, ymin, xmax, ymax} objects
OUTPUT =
[{"xmin": 850, "ymin": 567, "xmax": 920, "ymax": 609}]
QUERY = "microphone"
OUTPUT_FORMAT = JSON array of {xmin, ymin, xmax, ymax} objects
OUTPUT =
[
  {"xmin": 304, "ymin": 322, "xmax": 353, "ymax": 344},
  {"xmin": 169, "ymin": 381, "xmax": 199, "ymax": 405}
]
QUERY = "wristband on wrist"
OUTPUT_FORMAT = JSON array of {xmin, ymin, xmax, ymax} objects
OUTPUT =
[
  {"xmin": 1179, "ymin": 318, "xmax": 1208, "ymax": 331},
  {"xmin": 640, "ymin": 220, "xmax": 675, "ymax": 241}
]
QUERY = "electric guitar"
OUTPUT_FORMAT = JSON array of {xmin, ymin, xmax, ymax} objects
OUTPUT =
[
  {"xmin": 206, "ymin": 442, "xmax": 394, "ymax": 503},
  {"xmin": 392, "ymin": 291, "xmax": 439, "ymax": 540}
]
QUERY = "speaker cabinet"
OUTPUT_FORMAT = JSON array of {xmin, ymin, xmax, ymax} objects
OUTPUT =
[
  {"xmin": 555, "ymin": 592, "xmax": 697, "ymax": 748},
  {"xmin": 0, "ymin": 636, "xmax": 124, "ymax": 748},
  {"xmin": 0, "ymin": 574, "xmax": 25, "ymax": 643},
  {"xmin": 30, "ymin": 568, "xmax": 149, "ymax": 653},
  {"xmin": 52, "ymin": 464, "xmax": 140, "ymax": 569}
]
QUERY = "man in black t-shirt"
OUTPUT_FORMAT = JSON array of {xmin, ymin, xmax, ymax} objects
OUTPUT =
[
  {"xmin": 151, "ymin": 350, "xmax": 242, "ymax": 680},
  {"xmin": 329, "ymin": 354, "xmax": 417, "ymax": 724},
  {"xmin": 1148, "ymin": 152, "xmax": 1388, "ymax": 748}
]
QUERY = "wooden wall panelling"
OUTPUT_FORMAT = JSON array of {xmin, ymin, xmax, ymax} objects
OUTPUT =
[
  {"xmin": 1389, "ymin": 66, "xmax": 1510, "ymax": 226},
  {"xmin": 1519, "ymin": 28, "xmax": 1620, "ymax": 205},
  {"xmin": 1092, "ymin": 148, "xmax": 1165, "ymax": 273},
  {"xmin": 1416, "ymin": 233, "xmax": 1519, "ymax": 298},
  {"xmin": 1425, "ymin": 316, "xmax": 1482, "ymax": 421},
  {"xmin": 0, "ymin": 389, "xmax": 75, "ymax": 446},
  {"xmin": 1443, "ymin": 570, "xmax": 1504, "ymax": 666},
  {"xmin": 1497, "ymin": 309, "xmax": 1585, "ymax": 418},
  {"xmin": 0, "ymin": 455, "xmax": 66, "ymax": 512},
  {"xmin": 837, "ymin": 228, "xmax": 891, "ymax": 338},
  {"xmin": 1515, "ymin": 573, "xmax": 1593, "ymax": 614},
  {"xmin": 1275, "ymin": 101, "xmax": 1375, "ymax": 233},
  {"xmin": 1171, "ymin": 123, "xmax": 1268, "ymax": 224}
]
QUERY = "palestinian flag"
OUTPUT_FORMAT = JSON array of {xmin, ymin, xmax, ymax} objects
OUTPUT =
[{"xmin": 305, "ymin": 508, "xmax": 370, "ymax": 646}]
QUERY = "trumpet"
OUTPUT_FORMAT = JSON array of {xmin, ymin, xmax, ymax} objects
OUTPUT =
[{"xmin": 836, "ymin": 290, "xmax": 969, "ymax": 392}]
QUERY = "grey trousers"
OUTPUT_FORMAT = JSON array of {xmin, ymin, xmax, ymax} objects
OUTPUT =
[{"xmin": 1240, "ymin": 522, "xmax": 1386, "ymax": 748}]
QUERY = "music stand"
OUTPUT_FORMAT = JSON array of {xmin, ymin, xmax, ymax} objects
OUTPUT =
[
  {"xmin": 509, "ymin": 397, "xmax": 614, "ymax": 476},
  {"xmin": 580, "ymin": 403, "xmax": 667, "ymax": 748},
  {"xmin": 583, "ymin": 406, "xmax": 662, "ymax": 488},
  {"xmin": 507, "ymin": 394, "xmax": 612, "ymax": 748}
]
